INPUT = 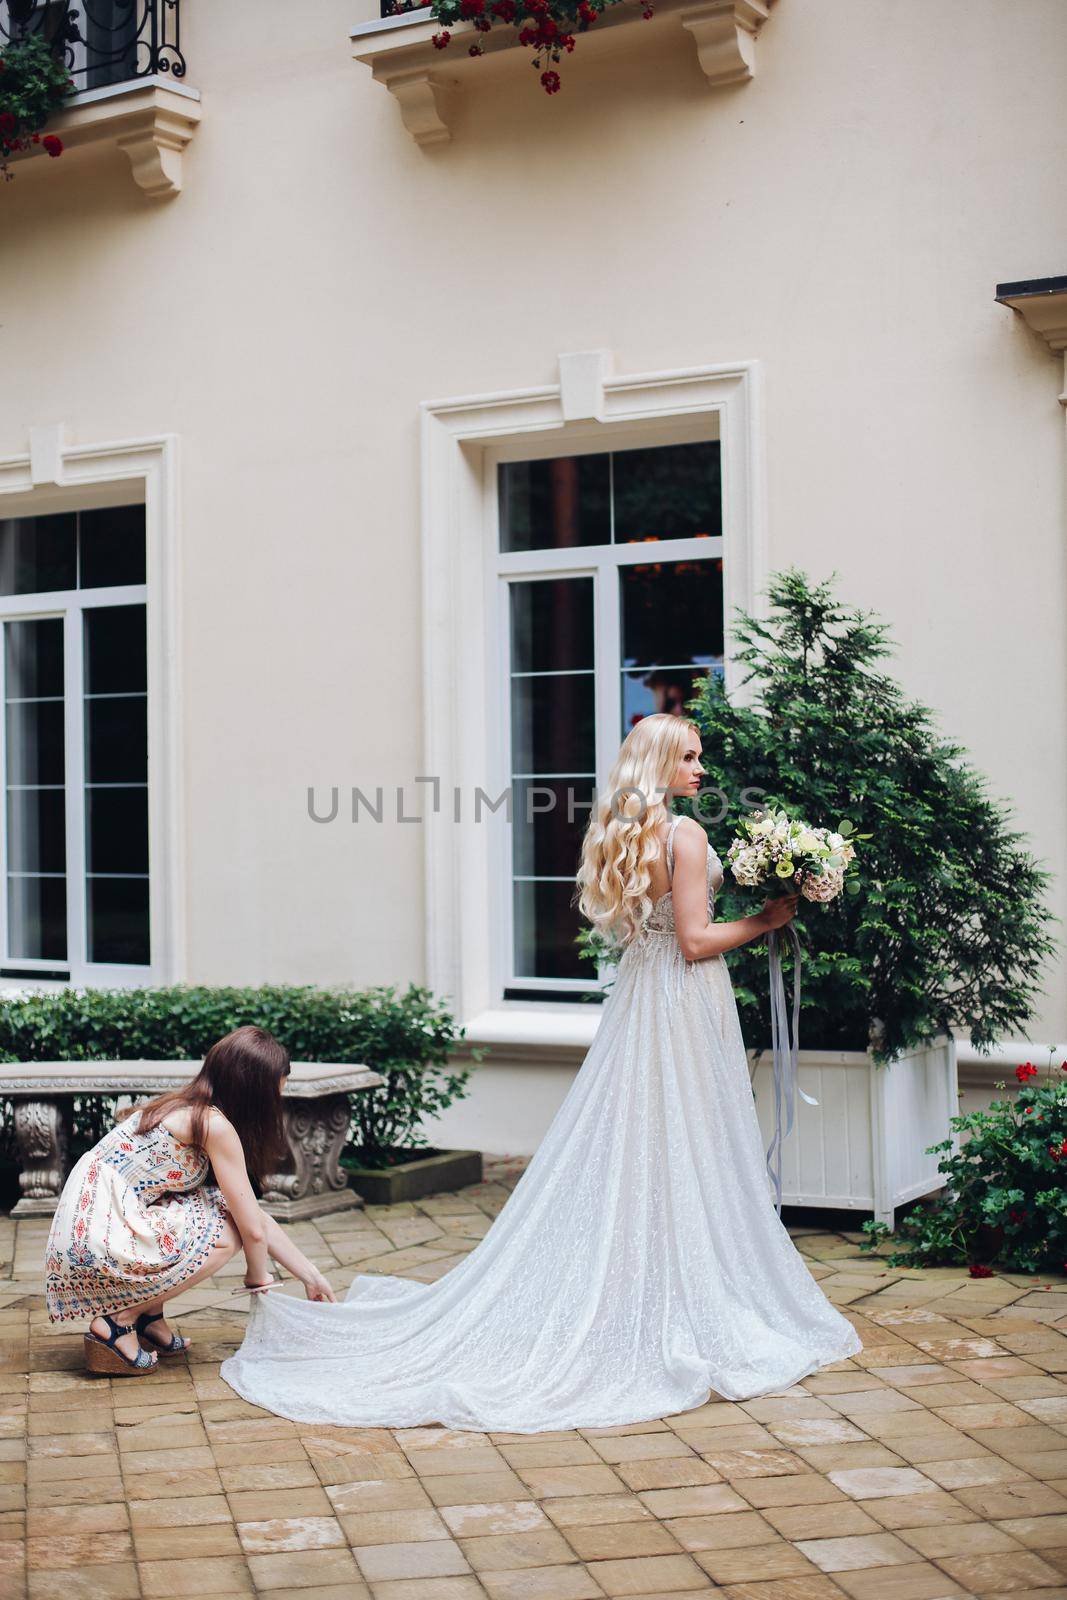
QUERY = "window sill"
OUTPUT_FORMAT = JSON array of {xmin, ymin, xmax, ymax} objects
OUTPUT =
[
  {"xmin": 462, "ymin": 1005, "xmax": 602, "ymax": 1059},
  {"xmin": 11, "ymin": 76, "xmax": 202, "ymax": 200},
  {"xmin": 351, "ymin": 0, "xmax": 775, "ymax": 147}
]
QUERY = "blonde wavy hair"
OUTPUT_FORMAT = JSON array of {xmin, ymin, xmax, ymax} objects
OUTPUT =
[{"xmin": 576, "ymin": 713, "xmax": 699, "ymax": 947}]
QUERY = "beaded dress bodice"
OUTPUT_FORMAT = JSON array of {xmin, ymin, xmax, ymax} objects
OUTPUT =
[{"xmin": 644, "ymin": 816, "xmax": 725, "ymax": 935}]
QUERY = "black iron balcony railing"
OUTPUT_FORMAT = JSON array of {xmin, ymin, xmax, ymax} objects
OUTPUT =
[{"xmin": 0, "ymin": 1, "xmax": 185, "ymax": 90}]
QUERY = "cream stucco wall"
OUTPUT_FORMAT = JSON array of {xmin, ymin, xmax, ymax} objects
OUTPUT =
[{"xmin": 1, "ymin": 0, "xmax": 1065, "ymax": 1091}]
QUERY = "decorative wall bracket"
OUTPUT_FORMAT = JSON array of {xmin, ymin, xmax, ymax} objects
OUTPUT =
[
  {"xmin": 12, "ymin": 77, "xmax": 202, "ymax": 199},
  {"xmin": 352, "ymin": 0, "xmax": 777, "ymax": 147},
  {"xmin": 996, "ymin": 275, "xmax": 1067, "ymax": 409}
]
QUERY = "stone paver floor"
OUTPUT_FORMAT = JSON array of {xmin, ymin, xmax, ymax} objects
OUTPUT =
[{"xmin": 2, "ymin": 1157, "xmax": 1067, "ymax": 1599}]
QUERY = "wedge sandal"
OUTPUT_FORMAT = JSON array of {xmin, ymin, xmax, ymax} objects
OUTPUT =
[
  {"xmin": 84, "ymin": 1313, "xmax": 159, "ymax": 1376},
  {"xmin": 135, "ymin": 1310, "xmax": 190, "ymax": 1355}
]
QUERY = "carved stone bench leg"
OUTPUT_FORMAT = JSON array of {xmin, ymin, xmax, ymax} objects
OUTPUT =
[
  {"xmin": 11, "ymin": 1097, "xmax": 72, "ymax": 1217},
  {"xmin": 260, "ymin": 1093, "xmax": 362, "ymax": 1222}
]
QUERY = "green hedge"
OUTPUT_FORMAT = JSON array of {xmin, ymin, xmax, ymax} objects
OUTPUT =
[{"xmin": 0, "ymin": 983, "xmax": 476, "ymax": 1170}]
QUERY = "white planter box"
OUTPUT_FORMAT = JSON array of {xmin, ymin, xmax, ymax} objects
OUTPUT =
[{"xmin": 749, "ymin": 1036, "xmax": 960, "ymax": 1228}]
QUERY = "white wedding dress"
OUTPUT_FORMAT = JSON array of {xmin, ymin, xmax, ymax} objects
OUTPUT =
[{"xmin": 221, "ymin": 817, "xmax": 862, "ymax": 1431}]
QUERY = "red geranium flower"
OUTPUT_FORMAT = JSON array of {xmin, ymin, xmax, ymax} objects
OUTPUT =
[
  {"xmin": 41, "ymin": 134, "xmax": 63, "ymax": 158},
  {"xmin": 1016, "ymin": 1062, "xmax": 1038, "ymax": 1082},
  {"xmin": 969, "ymin": 1262, "xmax": 994, "ymax": 1277},
  {"xmin": 541, "ymin": 68, "xmax": 560, "ymax": 92},
  {"xmin": 432, "ymin": 29, "xmax": 451, "ymax": 47}
]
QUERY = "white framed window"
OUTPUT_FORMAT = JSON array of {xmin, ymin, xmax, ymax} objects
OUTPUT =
[
  {"xmin": 489, "ymin": 438, "xmax": 725, "ymax": 999},
  {"xmin": 0, "ymin": 506, "xmax": 149, "ymax": 981},
  {"xmin": 420, "ymin": 355, "xmax": 764, "ymax": 1046},
  {"xmin": 0, "ymin": 427, "xmax": 183, "ymax": 989}
]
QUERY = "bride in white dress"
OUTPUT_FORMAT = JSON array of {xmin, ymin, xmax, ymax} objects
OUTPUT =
[{"xmin": 221, "ymin": 712, "xmax": 862, "ymax": 1430}]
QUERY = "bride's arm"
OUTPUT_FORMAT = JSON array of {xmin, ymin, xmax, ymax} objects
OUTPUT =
[{"xmin": 671, "ymin": 817, "xmax": 797, "ymax": 962}]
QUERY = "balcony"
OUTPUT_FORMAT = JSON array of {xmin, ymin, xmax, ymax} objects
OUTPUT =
[
  {"xmin": 351, "ymin": 0, "xmax": 776, "ymax": 147},
  {"xmin": 2, "ymin": 1, "xmax": 199, "ymax": 196}
]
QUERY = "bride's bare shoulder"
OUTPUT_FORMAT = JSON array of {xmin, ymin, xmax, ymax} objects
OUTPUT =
[{"xmin": 672, "ymin": 817, "xmax": 710, "ymax": 857}]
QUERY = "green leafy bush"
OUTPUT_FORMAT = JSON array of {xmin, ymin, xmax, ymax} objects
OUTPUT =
[
  {"xmin": 687, "ymin": 570, "xmax": 1057, "ymax": 1063},
  {"xmin": 860, "ymin": 1051, "xmax": 1067, "ymax": 1273},
  {"xmin": 0, "ymin": 36, "xmax": 75, "ymax": 178},
  {"xmin": 0, "ymin": 983, "xmax": 474, "ymax": 1170}
]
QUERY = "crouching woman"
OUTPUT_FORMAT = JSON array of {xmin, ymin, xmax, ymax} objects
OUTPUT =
[{"xmin": 44, "ymin": 1024, "xmax": 336, "ymax": 1375}]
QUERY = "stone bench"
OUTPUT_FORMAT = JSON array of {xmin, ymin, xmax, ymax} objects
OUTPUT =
[{"xmin": 1, "ymin": 1060, "xmax": 384, "ymax": 1222}]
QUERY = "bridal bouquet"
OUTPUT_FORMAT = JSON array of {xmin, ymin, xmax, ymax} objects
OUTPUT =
[
  {"xmin": 726, "ymin": 804, "xmax": 862, "ymax": 1217},
  {"xmin": 727, "ymin": 805, "xmax": 860, "ymax": 905}
]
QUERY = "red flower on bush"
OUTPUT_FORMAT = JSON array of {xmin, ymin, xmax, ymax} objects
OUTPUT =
[
  {"xmin": 432, "ymin": 29, "xmax": 451, "ymax": 46},
  {"xmin": 541, "ymin": 69, "xmax": 561, "ymax": 92},
  {"xmin": 968, "ymin": 1262, "xmax": 994, "ymax": 1278},
  {"xmin": 1016, "ymin": 1062, "xmax": 1038, "ymax": 1082},
  {"xmin": 41, "ymin": 133, "xmax": 63, "ymax": 158}
]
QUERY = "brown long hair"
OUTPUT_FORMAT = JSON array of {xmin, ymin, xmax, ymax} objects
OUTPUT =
[{"xmin": 120, "ymin": 1025, "xmax": 290, "ymax": 1184}]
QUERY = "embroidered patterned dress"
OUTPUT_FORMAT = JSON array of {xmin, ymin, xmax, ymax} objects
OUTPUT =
[{"xmin": 45, "ymin": 1111, "xmax": 228, "ymax": 1324}]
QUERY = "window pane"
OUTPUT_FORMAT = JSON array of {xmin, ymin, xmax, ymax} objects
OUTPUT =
[
  {"xmin": 622, "ymin": 666, "xmax": 718, "ymax": 733},
  {"xmin": 499, "ymin": 456, "xmax": 610, "ymax": 552},
  {"xmin": 87, "ymin": 876, "xmax": 149, "ymax": 966},
  {"xmin": 84, "ymin": 604, "xmax": 147, "ymax": 694},
  {"xmin": 511, "ymin": 676, "xmax": 595, "ymax": 776},
  {"xmin": 510, "ymin": 578, "xmax": 594, "ymax": 674},
  {"xmin": 4, "ymin": 618, "xmax": 66, "ymax": 962},
  {"xmin": 6, "ymin": 618, "xmax": 64, "ymax": 699},
  {"xmin": 86, "ymin": 696, "xmax": 147, "ymax": 784},
  {"xmin": 621, "ymin": 557, "xmax": 725, "ymax": 670},
  {"xmin": 613, "ymin": 441, "xmax": 722, "ymax": 543},
  {"xmin": 0, "ymin": 515, "xmax": 77, "ymax": 596},
  {"xmin": 6, "ymin": 790, "xmax": 66, "ymax": 874},
  {"xmin": 7, "ymin": 875, "xmax": 66, "ymax": 962},
  {"xmin": 79, "ymin": 506, "xmax": 146, "ymax": 589},
  {"xmin": 83, "ymin": 603, "xmax": 150, "ymax": 965},
  {"xmin": 86, "ymin": 788, "xmax": 148, "ymax": 876},
  {"xmin": 513, "ymin": 880, "xmax": 584, "ymax": 979},
  {"xmin": 6, "ymin": 702, "xmax": 64, "ymax": 786},
  {"xmin": 512, "ymin": 778, "xmax": 594, "ymax": 878}
]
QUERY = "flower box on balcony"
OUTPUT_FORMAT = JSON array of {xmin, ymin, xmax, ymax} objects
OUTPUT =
[
  {"xmin": 351, "ymin": 0, "xmax": 776, "ymax": 147},
  {"xmin": 9, "ymin": 75, "xmax": 201, "ymax": 198}
]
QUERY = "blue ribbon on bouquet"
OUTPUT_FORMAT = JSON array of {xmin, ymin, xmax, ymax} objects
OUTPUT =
[{"xmin": 764, "ymin": 921, "xmax": 819, "ymax": 1216}]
